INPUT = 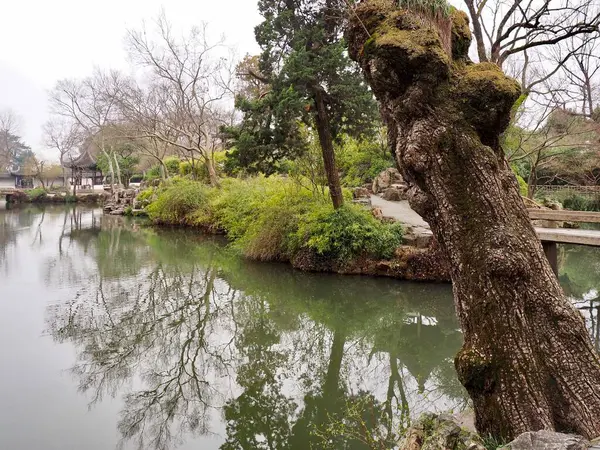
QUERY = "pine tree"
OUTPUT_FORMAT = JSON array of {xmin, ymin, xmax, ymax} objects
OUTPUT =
[{"xmin": 225, "ymin": 0, "xmax": 378, "ymax": 207}]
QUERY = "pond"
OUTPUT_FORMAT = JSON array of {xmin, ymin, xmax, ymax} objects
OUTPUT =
[{"xmin": 0, "ymin": 205, "xmax": 598, "ymax": 450}]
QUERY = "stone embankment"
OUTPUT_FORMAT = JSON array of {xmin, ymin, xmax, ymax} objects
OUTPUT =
[{"xmin": 103, "ymin": 188, "xmax": 142, "ymax": 215}]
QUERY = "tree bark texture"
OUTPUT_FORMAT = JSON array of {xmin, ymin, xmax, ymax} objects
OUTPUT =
[
  {"xmin": 348, "ymin": 1, "xmax": 600, "ymax": 440},
  {"xmin": 314, "ymin": 87, "xmax": 344, "ymax": 209}
]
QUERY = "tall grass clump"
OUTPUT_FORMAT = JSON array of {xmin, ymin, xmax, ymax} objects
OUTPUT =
[
  {"xmin": 26, "ymin": 187, "xmax": 47, "ymax": 201},
  {"xmin": 212, "ymin": 177, "xmax": 326, "ymax": 260},
  {"xmin": 146, "ymin": 178, "xmax": 210, "ymax": 225}
]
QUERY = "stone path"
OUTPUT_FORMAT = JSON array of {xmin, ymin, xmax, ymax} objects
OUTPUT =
[
  {"xmin": 370, "ymin": 195, "xmax": 433, "ymax": 247},
  {"xmin": 370, "ymin": 195, "xmax": 429, "ymax": 228}
]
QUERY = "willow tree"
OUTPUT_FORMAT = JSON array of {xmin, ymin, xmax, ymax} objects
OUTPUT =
[{"xmin": 347, "ymin": 0, "xmax": 600, "ymax": 440}]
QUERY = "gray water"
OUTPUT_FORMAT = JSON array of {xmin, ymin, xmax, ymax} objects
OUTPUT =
[{"xmin": 0, "ymin": 205, "xmax": 598, "ymax": 450}]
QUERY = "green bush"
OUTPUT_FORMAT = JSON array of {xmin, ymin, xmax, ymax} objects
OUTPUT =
[
  {"xmin": 232, "ymin": 179, "xmax": 321, "ymax": 260},
  {"xmin": 563, "ymin": 194, "xmax": 600, "ymax": 212},
  {"xmin": 515, "ymin": 174, "xmax": 528, "ymax": 197},
  {"xmin": 27, "ymin": 187, "xmax": 47, "ymax": 201},
  {"xmin": 179, "ymin": 160, "xmax": 206, "ymax": 180},
  {"xmin": 146, "ymin": 178, "xmax": 210, "ymax": 225},
  {"xmin": 164, "ymin": 157, "xmax": 181, "ymax": 177},
  {"xmin": 136, "ymin": 187, "xmax": 156, "ymax": 208},
  {"xmin": 337, "ymin": 137, "xmax": 394, "ymax": 187},
  {"xmin": 292, "ymin": 204, "xmax": 404, "ymax": 262},
  {"xmin": 144, "ymin": 165, "xmax": 162, "ymax": 181}
]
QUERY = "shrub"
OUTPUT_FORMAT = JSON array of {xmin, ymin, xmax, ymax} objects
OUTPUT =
[
  {"xmin": 515, "ymin": 174, "xmax": 528, "ymax": 197},
  {"xmin": 235, "ymin": 180, "xmax": 321, "ymax": 260},
  {"xmin": 27, "ymin": 187, "xmax": 47, "ymax": 201},
  {"xmin": 144, "ymin": 165, "xmax": 162, "ymax": 181},
  {"xmin": 563, "ymin": 194, "xmax": 600, "ymax": 212},
  {"xmin": 146, "ymin": 178, "xmax": 210, "ymax": 225},
  {"xmin": 164, "ymin": 157, "xmax": 181, "ymax": 177},
  {"xmin": 179, "ymin": 160, "xmax": 206, "ymax": 180},
  {"xmin": 292, "ymin": 204, "xmax": 403, "ymax": 262},
  {"xmin": 136, "ymin": 187, "xmax": 156, "ymax": 208},
  {"xmin": 337, "ymin": 137, "xmax": 395, "ymax": 187}
]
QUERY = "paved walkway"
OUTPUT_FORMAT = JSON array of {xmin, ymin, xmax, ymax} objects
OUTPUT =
[
  {"xmin": 371, "ymin": 194, "xmax": 600, "ymax": 248},
  {"xmin": 370, "ymin": 195, "xmax": 430, "ymax": 228}
]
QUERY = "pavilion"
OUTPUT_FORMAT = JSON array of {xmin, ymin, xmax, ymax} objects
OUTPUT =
[{"xmin": 62, "ymin": 147, "xmax": 104, "ymax": 191}]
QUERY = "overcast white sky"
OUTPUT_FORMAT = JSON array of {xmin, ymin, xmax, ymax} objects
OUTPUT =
[{"xmin": 0, "ymin": 0, "xmax": 261, "ymax": 159}]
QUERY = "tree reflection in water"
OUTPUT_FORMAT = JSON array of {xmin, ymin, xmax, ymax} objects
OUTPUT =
[
  {"xmin": 42, "ymin": 209, "xmax": 467, "ymax": 450},
  {"xmin": 0, "ymin": 206, "xmax": 590, "ymax": 449},
  {"xmin": 560, "ymin": 244, "xmax": 600, "ymax": 351}
]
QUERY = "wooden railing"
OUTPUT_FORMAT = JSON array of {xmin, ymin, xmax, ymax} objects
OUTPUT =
[
  {"xmin": 528, "ymin": 208, "xmax": 600, "ymax": 275},
  {"xmin": 536, "ymin": 185, "xmax": 600, "ymax": 197}
]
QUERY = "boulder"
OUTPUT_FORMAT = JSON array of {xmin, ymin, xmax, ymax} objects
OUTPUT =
[
  {"xmin": 353, "ymin": 187, "xmax": 371, "ymax": 199},
  {"xmin": 382, "ymin": 187, "xmax": 406, "ymax": 201},
  {"xmin": 399, "ymin": 413, "xmax": 485, "ymax": 450},
  {"xmin": 371, "ymin": 207, "xmax": 384, "ymax": 220},
  {"xmin": 503, "ymin": 431, "xmax": 589, "ymax": 450},
  {"xmin": 372, "ymin": 167, "xmax": 404, "ymax": 194}
]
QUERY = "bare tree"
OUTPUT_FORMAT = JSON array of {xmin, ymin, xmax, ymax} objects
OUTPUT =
[
  {"xmin": 49, "ymin": 69, "xmax": 131, "ymax": 190},
  {"xmin": 464, "ymin": 0, "xmax": 600, "ymax": 68},
  {"xmin": 546, "ymin": 33, "xmax": 600, "ymax": 117},
  {"xmin": 123, "ymin": 14, "xmax": 235, "ymax": 186},
  {"xmin": 44, "ymin": 118, "xmax": 84, "ymax": 190}
]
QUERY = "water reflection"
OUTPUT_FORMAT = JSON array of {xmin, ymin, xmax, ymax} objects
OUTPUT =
[
  {"xmin": 560, "ymin": 244, "xmax": 600, "ymax": 351},
  {"xmin": 2, "ymin": 206, "xmax": 598, "ymax": 450},
  {"xmin": 39, "ymin": 208, "xmax": 465, "ymax": 449}
]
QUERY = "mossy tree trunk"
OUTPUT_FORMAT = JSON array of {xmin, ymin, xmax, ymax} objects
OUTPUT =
[{"xmin": 348, "ymin": 0, "xmax": 600, "ymax": 440}]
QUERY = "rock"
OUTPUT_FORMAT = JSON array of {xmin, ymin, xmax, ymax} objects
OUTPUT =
[
  {"xmin": 353, "ymin": 187, "xmax": 371, "ymax": 199},
  {"xmin": 399, "ymin": 413, "xmax": 485, "ymax": 450},
  {"xmin": 372, "ymin": 207, "xmax": 384, "ymax": 220},
  {"xmin": 503, "ymin": 430, "xmax": 589, "ymax": 450},
  {"xmin": 103, "ymin": 188, "xmax": 139, "ymax": 216},
  {"xmin": 381, "ymin": 187, "xmax": 406, "ymax": 201},
  {"xmin": 541, "ymin": 198, "xmax": 563, "ymax": 210},
  {"xmin": 403, "ymin": 227, "xmax": 433, "ymax": 248},
  {"xmin": 372, "ymin": 167, "xmax": 404, "ymax": 194}
]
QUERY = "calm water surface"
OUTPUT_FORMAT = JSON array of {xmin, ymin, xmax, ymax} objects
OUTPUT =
[{"xmin": 0, "ymin": 205, "xmax": 598, "ymax": 450}]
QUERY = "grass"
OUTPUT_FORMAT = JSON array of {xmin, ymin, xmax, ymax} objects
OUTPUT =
[{"xmin": 482, "ymin": 434, "xmax": 508, "ymax": 449}]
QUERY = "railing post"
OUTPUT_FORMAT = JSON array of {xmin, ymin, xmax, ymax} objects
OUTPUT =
[{"xmin": 542, "ymin": 241, "xmax": 558, "ymax": 276}]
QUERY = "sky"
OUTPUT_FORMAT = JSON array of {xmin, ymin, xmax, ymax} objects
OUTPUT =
[{"xmin": 0, "ymin": 0, "xmax": 262, "ymax": 160}]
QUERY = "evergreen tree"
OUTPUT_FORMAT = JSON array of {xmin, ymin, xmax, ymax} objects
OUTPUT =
[
  {"xmin": 224, "ymin": 0, "xmax": 378, "ymax": 207},
  {"xmin": 0, "ymin": 129, "xmax": 33, "ymax": 170}
]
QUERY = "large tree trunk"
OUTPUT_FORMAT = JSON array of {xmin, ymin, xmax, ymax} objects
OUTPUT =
[
  {"xmin": 313, "ymin": 87, "xmax": 344, "ymax": 209},
  {"xmin": 204, "ymin": 157, "xmax": 220, "ymax": 188},
  {"xmin": 348, "ymin": 1, "xmax": 600, "ymax": 440}
]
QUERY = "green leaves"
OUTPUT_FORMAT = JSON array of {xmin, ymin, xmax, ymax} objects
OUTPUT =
[
  {"xmin": 292, "ymin": 204, "xmax": 404, "ymax": 262},
  {"xmin": 224, "ymin": 0, "xmax": 378, "ymax": 175}
]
